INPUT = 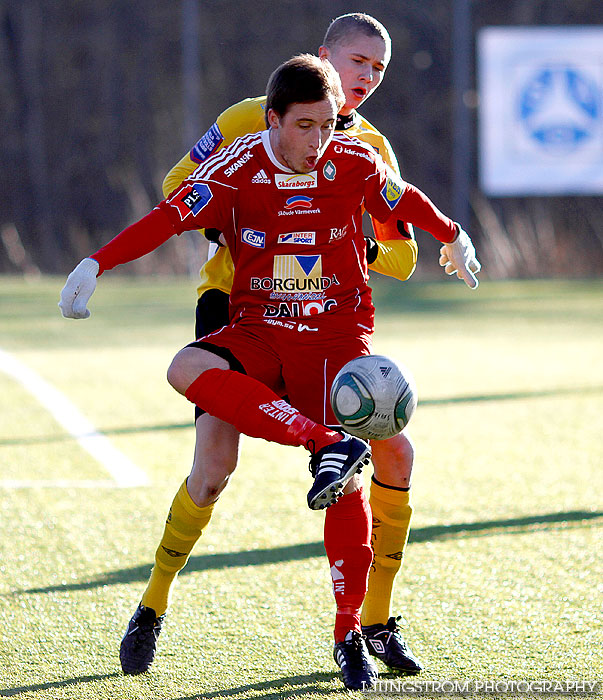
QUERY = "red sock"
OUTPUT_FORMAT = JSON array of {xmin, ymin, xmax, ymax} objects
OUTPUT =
[
  {"xmin": 184, "ymin": 368, "xmax": 342, "ymax": 451},
  {"xmin": 324, "ymin": 488, "xmax": 373, "ymax": 643}
]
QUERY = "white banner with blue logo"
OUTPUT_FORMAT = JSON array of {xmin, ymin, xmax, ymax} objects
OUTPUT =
[{"xmin": 478, "ymin": 26, "xmax": 603, "ymax": 196}]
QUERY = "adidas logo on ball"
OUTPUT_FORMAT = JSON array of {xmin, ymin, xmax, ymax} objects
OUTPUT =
[{"xmin": 330, "ymin": 355, "xmax": 417, "ymax": 441}]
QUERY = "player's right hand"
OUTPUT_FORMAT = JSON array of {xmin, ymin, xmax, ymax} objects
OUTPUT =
[
  {"xmin": 438, "ymin": 227, "xmax": 481, "ymax": 289},
  {"xmin": 58, "ymin": 257, "xmax": 100, "ymax": 319}
]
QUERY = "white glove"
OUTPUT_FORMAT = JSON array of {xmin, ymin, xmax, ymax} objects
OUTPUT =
[
  {"xmin": 439, "ymin": 227, "xmax": 481, "ymax": 289},
  {"xmin": 58, "ymin": 258, "xmax": 100, "ymax": 318}
]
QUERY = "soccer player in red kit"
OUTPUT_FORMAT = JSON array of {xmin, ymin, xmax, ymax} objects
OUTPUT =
[
  {"xmin": 60, "ymin": 54, "xmax": 479, "ymax": 690},
  {"xmin": 118, "ymin": 14, "xmax": 480, "ymax": 683}
]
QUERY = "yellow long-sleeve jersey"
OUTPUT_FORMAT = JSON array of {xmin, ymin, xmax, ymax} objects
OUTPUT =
[{"xmin": 163, "ymin": 97, "xmax": 418, "ymax": 298}]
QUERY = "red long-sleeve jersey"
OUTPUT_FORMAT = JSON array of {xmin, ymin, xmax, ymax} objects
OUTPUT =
[{"xmin": 92, "ymin": 130, "xmax": 456, "ymax": 326}]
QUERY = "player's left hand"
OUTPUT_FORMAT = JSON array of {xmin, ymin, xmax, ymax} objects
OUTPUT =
[
  {"xmin": 439, "ymin": 227, "xmax": 481, "ymax": 289},
  {"xmin": 58, "ymin": 257, "xmax": 100, "ymax": 318}
]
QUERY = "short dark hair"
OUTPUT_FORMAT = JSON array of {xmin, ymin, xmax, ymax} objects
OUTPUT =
[
  {"xmin": 323, "ymin": 12, "xmax": 391, "ymax": 53},
  {"xmin": 265, "ymin": 53, "xmax": 345, "ymax": 125}
]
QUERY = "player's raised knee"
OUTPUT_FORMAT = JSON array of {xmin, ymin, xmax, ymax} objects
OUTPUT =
[
  {"xmin": 167, "ymin": 347, "xmax": 226, "ymax": 394},
  {"xmin": 372, "ymin": 431, "xmax": 414, "ymax": 471}
]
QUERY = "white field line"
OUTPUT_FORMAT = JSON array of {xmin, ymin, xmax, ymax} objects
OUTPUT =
[{"xmin": 0, "ymin": 348, "xmax": 149, "ymax": 488}]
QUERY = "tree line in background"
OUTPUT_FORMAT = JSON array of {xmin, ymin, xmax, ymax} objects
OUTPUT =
[{"xmin": 1, "ymin": 0, "xmax": 601, "ymax": 278}]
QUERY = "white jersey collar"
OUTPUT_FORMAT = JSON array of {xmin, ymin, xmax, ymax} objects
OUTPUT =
[{"xmin": 262, "ymin": 129, "xmax": 295, "ymax": 172}]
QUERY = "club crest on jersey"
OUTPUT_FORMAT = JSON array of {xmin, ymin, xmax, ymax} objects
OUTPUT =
[
  {"xmin": 323, "ymin": 160, "xmax": 336, "ymax": 181},
  {"xmin": 381, "ymin": 177, "xmax": 404, "ymax": 210},
  {"xmin": 241, "ymin": 228, "xmax": 266, "ymax": 248},
  {"xmin": 277, "ymin": 231, "xmax": 316, "ymax": 245},
  {"xmin": 168, "ymin": 183, "xmax": 213, "ymax": 221},
  {"xmin": 274, "ymin": 172, "xmax": 317, "ymax": 189}
]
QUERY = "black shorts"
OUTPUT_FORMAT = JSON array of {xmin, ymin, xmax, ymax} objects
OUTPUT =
[
  {"xmin": 193, "ymin": 289, "xmax": 230, "ymax": 420},
  {"xmin": 194, "ymin": 288, "xmax": 230, "ymax": 339}
]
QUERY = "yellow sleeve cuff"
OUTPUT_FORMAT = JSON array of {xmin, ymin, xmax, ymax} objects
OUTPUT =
[{"xmin": 368, "ymin": 239, "xmax": 418, "ymax": 281}]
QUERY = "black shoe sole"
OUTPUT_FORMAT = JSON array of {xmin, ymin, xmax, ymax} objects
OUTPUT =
[
  {"xmin": 366, "ymin": 649, "xmax": 423, "ymax": 674},
  {"xmin": 307, "ymin": 450, "xmax": 370, "ymax": 510},
  {"xmin": 381, "ymin": 662, "xmax": 422, "ymax": 674}
]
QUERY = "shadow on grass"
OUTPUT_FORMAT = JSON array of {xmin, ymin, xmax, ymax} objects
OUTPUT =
[
  {"xmin": 0, "ymin": 673, "xmax": 121, "ymax": 697},
  {"xmin": 10, "ymin": 510, "xmax": 602, "ymax": 597},
  {"xmin": 2, "ymin": 384, "xmax": 601, "ymax": 448},
  {"xmin": 0, "ymin": 672, "xmax": 339, "ymax": 699},
  {"xmin": 172, "ymin": 673, "xmax": 339, "ymax": 700}
]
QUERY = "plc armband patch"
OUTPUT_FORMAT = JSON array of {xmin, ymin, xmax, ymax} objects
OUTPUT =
[
  {"xmin": 381, "ymin": 178, "xmax": 404, "ymax": 210},
  {"xmin": 168, "ymin": 183, "xmax": 213, "ymax": 221}
]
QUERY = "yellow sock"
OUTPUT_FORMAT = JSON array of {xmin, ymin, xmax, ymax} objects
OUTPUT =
[
  {"xmin": 361, "ymin": 477, "xmax": 412, "ymax": 627},
  {"xmin": 141, "ymin": 479, "xmax": 214, "ymax": 616}
]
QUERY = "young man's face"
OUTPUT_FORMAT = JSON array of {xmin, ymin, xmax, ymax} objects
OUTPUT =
[
  {"xmin": 319, "ymin": 34, "xmax": 389, "ymax": 115},
  {"xmin": 268, "ymin": 97, "xmax": 338, "ymax": 173}
]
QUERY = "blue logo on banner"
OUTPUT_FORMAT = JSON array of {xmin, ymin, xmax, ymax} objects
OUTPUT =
[
  {"xmin": 191, "ymin": 122, "xmax": 224, "ymax": 163},
  {"xmin": 517, "ymin": 65, "xmax": 599, "ymax": 153}
]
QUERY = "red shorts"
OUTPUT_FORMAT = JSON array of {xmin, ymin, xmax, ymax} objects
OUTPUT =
[{"xmin": 200, "ymin": 314, "xmax": 373, "ymax": 425}]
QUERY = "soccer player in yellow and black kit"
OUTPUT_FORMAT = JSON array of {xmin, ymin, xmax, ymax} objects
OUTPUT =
[{"xmin": 118, "ymin": 13, "xmax": 478, "ymax": 679}]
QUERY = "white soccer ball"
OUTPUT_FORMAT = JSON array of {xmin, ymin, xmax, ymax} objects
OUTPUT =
[{"xmin": 330, "ymin": 355, "xmax": 417, "ymax": 441}]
